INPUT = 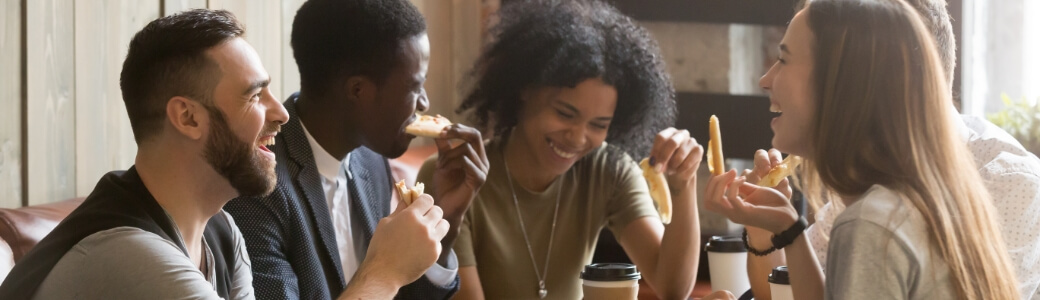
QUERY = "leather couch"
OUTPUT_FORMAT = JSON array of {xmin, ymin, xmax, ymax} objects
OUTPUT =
[
  {"xmin": 0, "ymin": 198, "xmax": 85, "ymax": 279},
  {"xmin": 0, "ymin": 145, "xmax": 439, "ymax": 281}
]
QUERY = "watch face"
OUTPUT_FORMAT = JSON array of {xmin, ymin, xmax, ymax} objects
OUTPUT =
[{"xmin": 773, "ymin": 216, "xmax": 808, "ymax": 250}]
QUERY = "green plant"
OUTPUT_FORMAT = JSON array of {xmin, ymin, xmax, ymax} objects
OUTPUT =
[{"xmin": 986, "ymin": 93, "xmax": 1040, "ymax": 156}]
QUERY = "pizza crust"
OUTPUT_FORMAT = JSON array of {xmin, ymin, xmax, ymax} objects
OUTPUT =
[
  {"xmin": 757, "ymin": 155, "xmax": 802, "ymax": 187},
  {"xmin": 395, "ymin": 180, "xmax": 425, "ymax": 206},
  {"xmin": 640, "ymin": 158, "xmax": 672, "ymax": 224},
  {"xmin": 405, "ymin": 114, "xmax": 453, "ymax": 137}
]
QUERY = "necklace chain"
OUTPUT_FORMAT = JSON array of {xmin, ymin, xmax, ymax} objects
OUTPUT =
[{"xmin": 503, "ymin": 145, "xmax": 561, "ymax": 299}]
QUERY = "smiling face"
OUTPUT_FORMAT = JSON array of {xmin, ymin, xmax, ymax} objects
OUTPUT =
[
  {"xmin": 203, "ymin": 37, "xmax": 289, "ymax": 197},
  {"xmin": 759, "ymin": 9, "xmax": 817, "ymax": 157},
  {"xmin": 512, "ymin": 78, "xmax": 617, "ymax": 177},
  {"xmin": 358, "ymin": 33, "xmax": 431, "ymax": 158}
]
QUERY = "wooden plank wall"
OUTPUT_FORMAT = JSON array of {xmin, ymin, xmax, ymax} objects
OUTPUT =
[
  {"xmin": 209, "ymin": 0, "xmax": 285, "ymax": 99},
  {"xmin": 163, "ymin": 0, "xmax": 207, "ymax": 15},
  {"xmin": 2, "ymin": 0, "xmax": 485, "ymax": 207},
  {"xmin": 450, "ymin": 0, "xmax": 485, "ymax": 114},
  {"xmin": 0, "ymin": 0, "xmax": 23, "ymax": 208},
  {"xmin": 26, "ymin": 0, "xmax": 76, "ymax": 206},
  {"xmin": 420, "ymin": 1, "xmax": 456, "ymax": 121},
  {"xmin": 412, "ymin": 0, "xmax": 485, "ymax": 132},
  {"xmin": 281, "ymin": 0, "xmax": 306, "ymax": 101},
  {"xmin": 74, "ymin": 0, "xmax": 159, "ymax": 196}
]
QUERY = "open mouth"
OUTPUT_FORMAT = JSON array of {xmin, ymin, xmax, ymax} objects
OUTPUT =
[
  {"xmin": 401, "ymin": 114, "xmax": 419, "ymax": 138},
  {"xmin": 769, "ymin": 102, "xmax": 783, "ymax": 118},
  {"xmin": 257, "ymin": 135, "xmax": 276, "ymax": 153},
  {"xmin": 547, "ymin": 139, "xmax": 579, "ymax": 159}
]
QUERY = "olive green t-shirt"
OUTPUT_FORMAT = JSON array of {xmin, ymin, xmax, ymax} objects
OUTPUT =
[{"xmin": 417, "ymin": 139, "xmax": 659, "ymax": 300}]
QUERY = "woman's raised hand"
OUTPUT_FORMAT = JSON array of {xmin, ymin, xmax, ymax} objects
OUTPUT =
[
  {"xmin": 703, "ymin": 170, "xmax": 798, "ymax": 234},
  {"xmin": 648, "ymin": 127, "xmax": 704, "ymax": 192}
]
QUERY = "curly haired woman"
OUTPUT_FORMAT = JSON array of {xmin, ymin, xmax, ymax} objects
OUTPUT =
[{"xmin": 418, "ymin": 1, "xmax": 709, "ymax": 299}]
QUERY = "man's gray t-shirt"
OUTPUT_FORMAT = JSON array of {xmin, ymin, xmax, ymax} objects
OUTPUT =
[
  {"xmin": 825, "ymin": 185, "xmax": 956, "ymax": 300},
  {"xmin": 32, "ymin": 211, "xmax": 254, "ymax": 300}
]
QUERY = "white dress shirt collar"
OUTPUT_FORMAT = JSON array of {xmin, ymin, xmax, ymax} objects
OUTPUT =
[
  {"xmin": 296, "ymin": 121, "xmax": 458, "ymax": 287},
  {"xmin": 300, "ymin": 122, "xmax": 350, "ymax": 180}
]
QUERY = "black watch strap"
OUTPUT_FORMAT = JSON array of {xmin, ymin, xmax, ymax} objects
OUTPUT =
[{"xmin": 770, "ymin": 216, "xmax": 808, "ymax": 250}]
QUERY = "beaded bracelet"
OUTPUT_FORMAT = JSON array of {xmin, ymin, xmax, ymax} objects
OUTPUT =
[{"xmin": 742, "ymin": 228, "xmax": 778, "ymax": 256}]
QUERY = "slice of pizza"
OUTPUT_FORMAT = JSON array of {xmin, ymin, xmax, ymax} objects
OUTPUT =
[
  {"xmin": 756, "ymin": 155, "xmax": 802, "ymax": 188},
  {"xmin": 405, "ymin": 114, "xmax": 453, "ymax": 138},
  {"xmin": 395, "ymin": 180, "xmax": 426, "ymax": 206},
  {"xmin": 640, "ymin": 158, "xmax": 672, "ymax": 224}
]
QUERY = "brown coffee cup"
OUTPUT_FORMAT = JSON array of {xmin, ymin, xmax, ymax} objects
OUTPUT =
[{"xmin": 580, "ymin": 263, "xmax": 640, "ymax": 300}]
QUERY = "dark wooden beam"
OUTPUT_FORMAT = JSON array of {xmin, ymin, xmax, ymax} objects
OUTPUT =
[
  {"xmin": 607, "ymin": 0, "xmax": 800, "ymax": 25},
  {"xmin": 675, "ymin": 92, "xmax": 774, "ymax": 160},
  {"xmin": 499, "ymin": 0, "xmax": 799, "ymax": 25},
  {"xmin": 20, "ymin": 0, "xmax": 28, "ymax": 207}
]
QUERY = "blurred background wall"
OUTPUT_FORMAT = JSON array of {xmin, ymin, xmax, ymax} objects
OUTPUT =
[
  {"xmin": 2, "ymin": 0, "xmax": 1035, "ymax": 208},
  {"xmin": 0, "ymin": 0, "xmax": 491, "ymax": 207}
]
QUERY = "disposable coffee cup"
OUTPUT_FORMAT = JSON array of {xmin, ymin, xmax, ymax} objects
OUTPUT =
[
  {"xmin": 580, "ymin": 263, "xmax": 640, "ymax": 300},
  {"xmin": 706, "ymin": 236, "xmax": 750, "ymax": 294},
  {"xmin": 769, "ymin": 266, "xmax": 793, "ymax": 300}
]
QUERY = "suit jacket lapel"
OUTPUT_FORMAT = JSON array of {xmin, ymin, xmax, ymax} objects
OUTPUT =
[
  {"xmin": 281, "ymin": 96, "xmax": 347, "ymax": 287},
  {"xmin": 347, "ymin": 150, "xmax": 388, "ymax": 259}
]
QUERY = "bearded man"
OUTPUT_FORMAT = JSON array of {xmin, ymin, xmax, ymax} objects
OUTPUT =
[{"xmin": 0, "ymin": 9, "xmax": 288, "ymax": 299}]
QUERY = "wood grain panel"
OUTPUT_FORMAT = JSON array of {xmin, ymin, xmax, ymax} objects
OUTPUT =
[
  {"xmin": 208, "ymin": 0, "xmax": 285, "ymax": 99},
  {"xmin": 74, "ymin": 0, "xmax": 159, "ymax": 195},
  {"xmin": 419, "ymin": 0, "xmax": 454, "ymax": 120},
  {"xmin": 0, "ymin": 0, "xmax": 23, "ymax": 208},
  {"xmin": 163, "ymin": 0, "xmax": 207, "ymax": 16},
  {"xmin": 26, "ymin": 0, "xmax": 76, "ymax": 205},
  {"xmin": 450, "ymin": 0, "xmax": 483, "ymax": 118},
  {"xmin": 280, "ymin": 0, "xmax": 304, "ymax": 100},
  {"xmin": 641, "ymin": 22, "xmax": 731, "ymax": 93}
]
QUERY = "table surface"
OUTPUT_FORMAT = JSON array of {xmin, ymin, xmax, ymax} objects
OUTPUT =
[{"xmin": 638, "ymin": 279, "xmax": 714, "ymax": 300}]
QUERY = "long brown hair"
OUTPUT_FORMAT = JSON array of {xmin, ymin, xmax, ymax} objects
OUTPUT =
[{"xmin": 802, "ymin": 0, "xmax": 1019, "ymax": 299}]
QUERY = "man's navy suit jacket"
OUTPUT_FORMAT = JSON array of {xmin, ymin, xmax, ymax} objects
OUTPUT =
[{"xmin": 225, "ymin": 94, "xmax": 458, "ymax": 299}]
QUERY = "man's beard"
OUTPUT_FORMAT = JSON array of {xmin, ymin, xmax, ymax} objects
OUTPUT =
[{"xmin": 203, "ymin": 107, "xmax": 278, "ymax": 197}]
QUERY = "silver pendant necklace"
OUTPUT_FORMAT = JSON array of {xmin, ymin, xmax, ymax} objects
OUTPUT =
[{"xmin": 503, "ymin": 145, "xmax": 561, "ymax": 299}]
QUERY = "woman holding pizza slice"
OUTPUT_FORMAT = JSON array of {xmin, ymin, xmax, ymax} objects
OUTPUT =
[
  {"xmin": 416, "ymin": 0, "xmax": 718, "ymax": 299},
  {"xmin": 701, "ymin": 0, "xmax": 1020, "ymax": 299}
]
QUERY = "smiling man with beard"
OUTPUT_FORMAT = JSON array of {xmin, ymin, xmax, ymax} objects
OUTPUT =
[{"xmin": 0, "ymin": 9, "xmax": 288, "ymax": 299}]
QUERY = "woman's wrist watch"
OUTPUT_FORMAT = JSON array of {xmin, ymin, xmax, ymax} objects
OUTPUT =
[
  {"xmin": 770, "ymin": 216, "xmax": 808, "ymax": 250},
  {"xmin": 743, "ymin": 216, "xmax": 808, "ymax": 256}
]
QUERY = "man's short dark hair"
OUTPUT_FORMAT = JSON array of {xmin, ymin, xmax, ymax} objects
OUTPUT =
[
  {"xmin": 120, "ymin": 9, "xmax": 244, "ymax": 144},
  {"xmin": 291, "ymin": 0, "xmax": 426, "ymax": 97}
]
